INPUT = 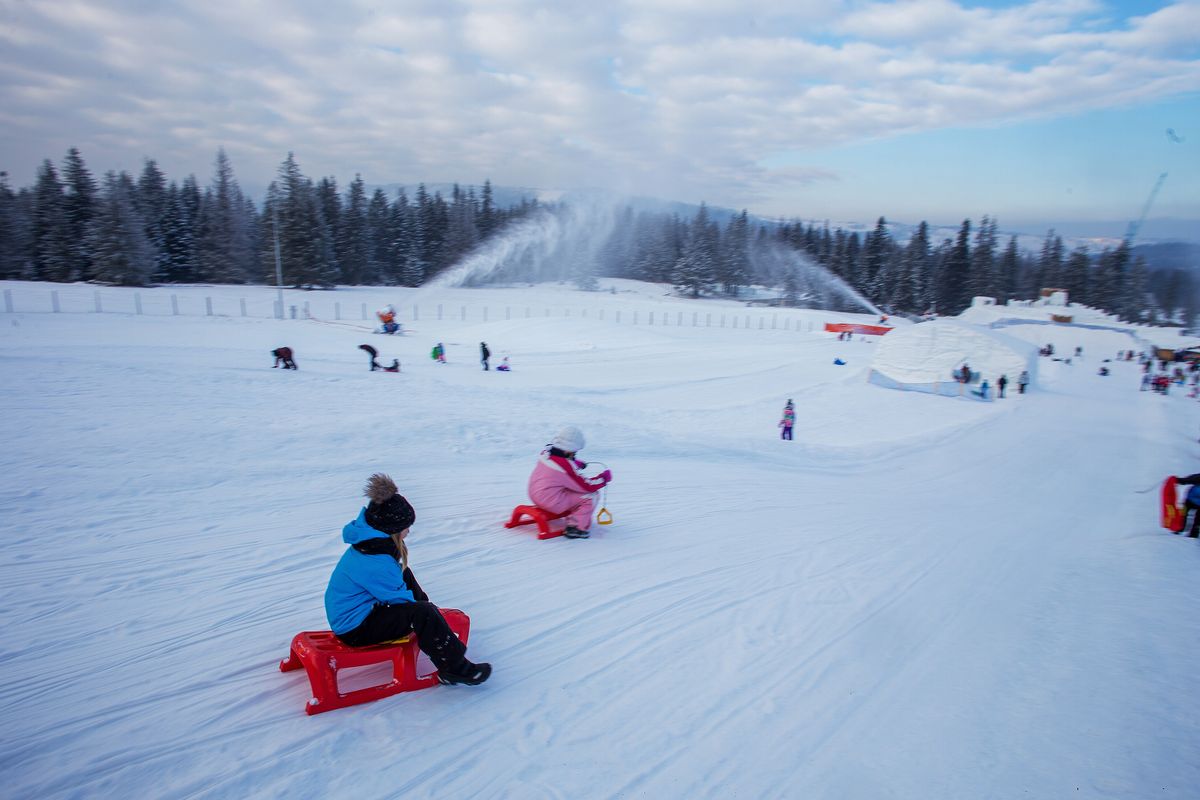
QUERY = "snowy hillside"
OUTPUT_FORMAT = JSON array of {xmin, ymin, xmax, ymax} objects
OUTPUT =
[{"xmin": 1, "ymin": 279, "xmax": 1198, "ymax": 799}]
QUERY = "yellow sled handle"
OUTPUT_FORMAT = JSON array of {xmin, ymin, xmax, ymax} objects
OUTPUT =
[{"xmin": 596, "ymin": 507, "xmax": 613, "ymax": 525}]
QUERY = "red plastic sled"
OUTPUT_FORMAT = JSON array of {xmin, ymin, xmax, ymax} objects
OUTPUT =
[
  {"xmin": 1162, "ymin": 476, "xmax": 1185, "ymax": 532},
  {"xmin": 504, "ymin": 504, "xmax": 569, "ymax": 540},
  {"xmin": 280, "ymin": 608, "xmax": 470, "ymax": 715}
]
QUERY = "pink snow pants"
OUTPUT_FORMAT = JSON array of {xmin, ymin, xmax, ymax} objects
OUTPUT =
[{"xmin": 529, "ymin": 486, "xmax": 596, "ymax": 531}]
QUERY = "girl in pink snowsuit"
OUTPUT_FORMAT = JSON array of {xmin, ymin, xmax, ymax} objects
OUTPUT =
[{"xmin": 527, "ymin": 426, "xmax": 612, "ymax": 539}]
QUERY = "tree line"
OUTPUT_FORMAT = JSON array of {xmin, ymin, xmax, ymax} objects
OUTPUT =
[{"xmin": 0, "ymin": 147, "xmax": 1193, "ymax": 324}]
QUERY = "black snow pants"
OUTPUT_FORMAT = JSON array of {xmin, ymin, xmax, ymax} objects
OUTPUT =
[{"xmin": 336, "ymin": 569, "xmax": 467, "ymax": 670}]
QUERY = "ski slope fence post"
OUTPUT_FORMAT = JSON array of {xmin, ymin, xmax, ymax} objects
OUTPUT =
[
  {"xmin": 303, "ymin": 301, "xmax": 310, "ymax": 319},
  {"xmin": 361, "ymin": 303, "xmax": 367, "ymax": 320},
  {"xmin": 240, "ymin": 299, "xmax": 247, "ymax": 317},
  {"xmin": 205, "ymin": 297, "xmax": 213, "ymax": 316},
  {"xmin": 94, "ymin": 291, "xmax": 101, "ymax": 313},
  {"xmin": 678, "ymin": 311, "xmax": 684, "ymax": 326},
  {"xmin": 51, "ymin": 290, "xmax": 60, "ymax": 313},
  {"xmin": 461, "ymin": 305, "xmax": 466, "ymax": 321},
  {"xmin": 648, "ymin": 311, "xmax": 653, "ymax": 325},
  {"xmin": 4, "ymin": 289, "xmax": 12, "ymax": 313},
  {"xmin": 633, "ymin": 311, "xmax": 639, "ymax": 325},
  {"xmin": 413, "ymin": 305, "xmax": 419, "ymax": 321},
  {"xmin": 134, "ymin": 293, "xmax": 142, "ymax": 315},
  {"xmin": 437, "ymin": 304, "xmax": 443, "ymax": 320},
  {"xmin": 615, "ymin": 310, "xmax": 621, "ymax": 324},
  {"xmin": 334, "ymin": 302, "xmax": 340, "ymax": 321},
  {"xmin": 484, "ymin": 307, "xmax": 489, "ymax": 322},
  {"xmin": 172, "ymin": 295, "xmax": 179, "ymax": 316}
]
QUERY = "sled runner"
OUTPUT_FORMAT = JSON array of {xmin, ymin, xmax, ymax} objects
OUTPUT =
[{"xmin": 1162, "ymin": 476, "xmax": 1185, "ymax": 532}]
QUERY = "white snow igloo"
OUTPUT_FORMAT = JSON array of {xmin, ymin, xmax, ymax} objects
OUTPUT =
[{"xmin": 868, "ymin": 320, "xmax": 1038, "ymax": 400}]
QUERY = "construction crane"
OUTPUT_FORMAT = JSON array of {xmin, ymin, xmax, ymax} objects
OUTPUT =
[{"xmin": 1124, "ymin": 171, "xmax": 1168, "ymax": 244}]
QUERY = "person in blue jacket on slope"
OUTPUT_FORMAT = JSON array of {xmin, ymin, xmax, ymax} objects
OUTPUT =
[{"xmin": 324, "ymin": 473, "xmax": 491, "ymax": 685}]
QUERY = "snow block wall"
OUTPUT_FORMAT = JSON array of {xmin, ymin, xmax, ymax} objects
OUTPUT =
[{"xmin": 868, "ymin": 320, "xmax": 1038, "ymax": 401}]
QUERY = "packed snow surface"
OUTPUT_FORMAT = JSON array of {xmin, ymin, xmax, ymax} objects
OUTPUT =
[{"xmin": 1, "ymin": 279, "xmax": 1198, "ymax": 799}]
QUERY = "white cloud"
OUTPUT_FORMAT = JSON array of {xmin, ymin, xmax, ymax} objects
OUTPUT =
[{"xmin": 0, "ymin": 0, "xmax": 1196, "ymax": 218}]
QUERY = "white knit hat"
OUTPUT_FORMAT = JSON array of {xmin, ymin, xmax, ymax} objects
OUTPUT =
[{"xmin": 551, "ymin": 425, "xmax": 585, "ymax": 453}]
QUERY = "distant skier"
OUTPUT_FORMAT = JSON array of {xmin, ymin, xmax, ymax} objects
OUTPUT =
[
  {"xmin": 271, "ymin": 347, "xmax": 297, "ymax": 370},
  {"xmin": 779, "ymin": 399, "xmax": 795, "ymax": 440},
  {"xmin": 997, "ymin": 374, "xmax": 1008, "ymax": 398},
  {"xmin": 480, "ymin": 341, "xmax": 491, "ymax": 371},
  {"xmin": 527, "ymin": 426, "xmax": 612, "ymax": 540},
  {"xmin": 1018, "ymin": 370, "xmax": 1030, "ymax": 394},
  {"xmin": 431, "ymin": 343, "xmax": 446, "ymax": 364},
  {"xmin": 324, "ymin": 473, "xmax": 491, "ymax": 684}
]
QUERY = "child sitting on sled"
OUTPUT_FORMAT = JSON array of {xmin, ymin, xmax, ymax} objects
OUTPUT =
[
  {"xmin": 324, "ymin": 474, "xmax": 491, "ymax": 685},
  {"xmin": 527, "ymin": 426, "xmax": 612, "ymax": 539}
]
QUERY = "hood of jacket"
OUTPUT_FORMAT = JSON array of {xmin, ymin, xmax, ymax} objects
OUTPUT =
[{"xmin": 342, "ymin": 508, "xmax": 390, "ymax": 545}]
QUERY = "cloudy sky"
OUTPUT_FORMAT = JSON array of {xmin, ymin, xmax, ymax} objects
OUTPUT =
[{"xmin": 1, "ymin": 0, "xmax": 1197, "ymax": 228}]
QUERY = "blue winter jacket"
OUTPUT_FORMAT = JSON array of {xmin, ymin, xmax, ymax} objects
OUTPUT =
[{"xmin": 324, "ymin": 509, "xmax": 415, "ymax": 634}]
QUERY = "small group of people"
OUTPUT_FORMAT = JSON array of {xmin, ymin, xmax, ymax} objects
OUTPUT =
[
  {"xmin": 322, "ymin": 425, "xmax": 615, "ymax": 686},
  {"xmin": 359, "ymin": 343, "xmax": 399, "ymax": 372}
]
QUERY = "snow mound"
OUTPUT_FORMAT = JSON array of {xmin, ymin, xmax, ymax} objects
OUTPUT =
[{"xmin": 868, "ymin": 319, "xmax": 1037, "ymax": 397}]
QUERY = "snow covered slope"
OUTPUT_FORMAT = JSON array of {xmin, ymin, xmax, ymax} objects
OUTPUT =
[{"xmin": 1, "ymin": 280, "xmax": 1198, "ymax": 799}]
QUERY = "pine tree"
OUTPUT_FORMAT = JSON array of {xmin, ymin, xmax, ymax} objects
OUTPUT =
[
  {"xmin": 718, "ymin": 210, "xmax": 751, "ymax": 297},
  {"xmin": 392, "ymin": 188, "xmax": 425, "ymax": 286},
  {"xmin": 86, "ymin": 171, "xmax": 154, "ymax": 286},
  {"xmin": 1061, "ymin": 247, "xmax": 1091, "ymax": 307},
  {"xmin": 479, "ymin": 179, "xmax": 496, "ymax": 238},
  {"xmin": 940, "ymin": 219, "xmax": 972, "ymax": 313},
  {"xmin": 137, "ymin": 160, "xmax": 168, "ymax": 282},
  {"xmin": 0, "ymin": 173, "xmax": 34, "ymax": 278},
  {"xmin": 1035, "ymin": 230, "xmax": 1064, "ymax": 293},
  {"xmin": 970, "ymin": 215, "xmax": 998, "ymax": 298},
  {"xmin": 195, "ymin": 149, "xmax": 254, "ymax": 283},
  {"xmin": 367, "ymin": 188, "xmax": 392, "ymax": 283},
  {"xmin": 32, "ymin": 159, "xmax": 72, "ymax": 281},
  {"xmin": 339, "ymin": 175, "xmax": 370, "ymax": 284},
  {"xmin": 672, "ymin": 204, "xmax": 717, "ymax": 298},
  {"xmin": 901, "ymin": 221, "xmax": 932, "ymax": 313},
  {"xmin": 62, "ymin": 148, "xmax": 97, "ymax": 281},
  {"xmin": 862, "ymin": 216, "xmax": 891, "ymax": 300},
  {"xmin": 996, "ymin": 235, "xmax": 1019, "ymax": 303}
]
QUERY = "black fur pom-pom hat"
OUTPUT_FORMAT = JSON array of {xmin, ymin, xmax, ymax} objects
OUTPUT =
[{"xmin": 363, "ymin": 473, "xmax": 415, "ymax": 535}]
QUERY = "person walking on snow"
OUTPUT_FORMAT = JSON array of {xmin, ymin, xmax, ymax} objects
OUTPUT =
[
  {"xmin": 1173, "ymin": 473, "xmax": 1200, "ymax": 538},
  {"xmin": 997, "ymin": 374, "xmax": 1008, "ymax": 398},
  {"xmin": 779, "ymin": 399, "xmax": 795, "ymax": 440},
  {"xmin": 324, "ymin": 474, "xmax": 491, "ymax": 684},
  {"xmin": 527, "ymin": 426, "xmax": 612, "ymax": 540},
  {"xmin": 1018, "ymin": 370, "xmax": 1030, "ymax": 394},
  {"xmin": 480, "ymin": 342, "xmax": 491, "ymax": 371},
  {"xmin": 431, "ymin": 343, "xmax": 446, "ymax": 363}
]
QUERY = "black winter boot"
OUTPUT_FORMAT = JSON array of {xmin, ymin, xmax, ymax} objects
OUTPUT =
[
  {"xmin": 563, "ymin": 525, "xmax": 589, "ymax": 539},
  {"xmin": 438, "ymin": 660, "xmax": 492, "ymax": 685}
]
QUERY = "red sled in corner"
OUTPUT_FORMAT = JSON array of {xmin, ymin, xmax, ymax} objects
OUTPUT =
[{"xmin": 1162, "ymin": 476, "xmax": 1185, "ymax": 532}]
